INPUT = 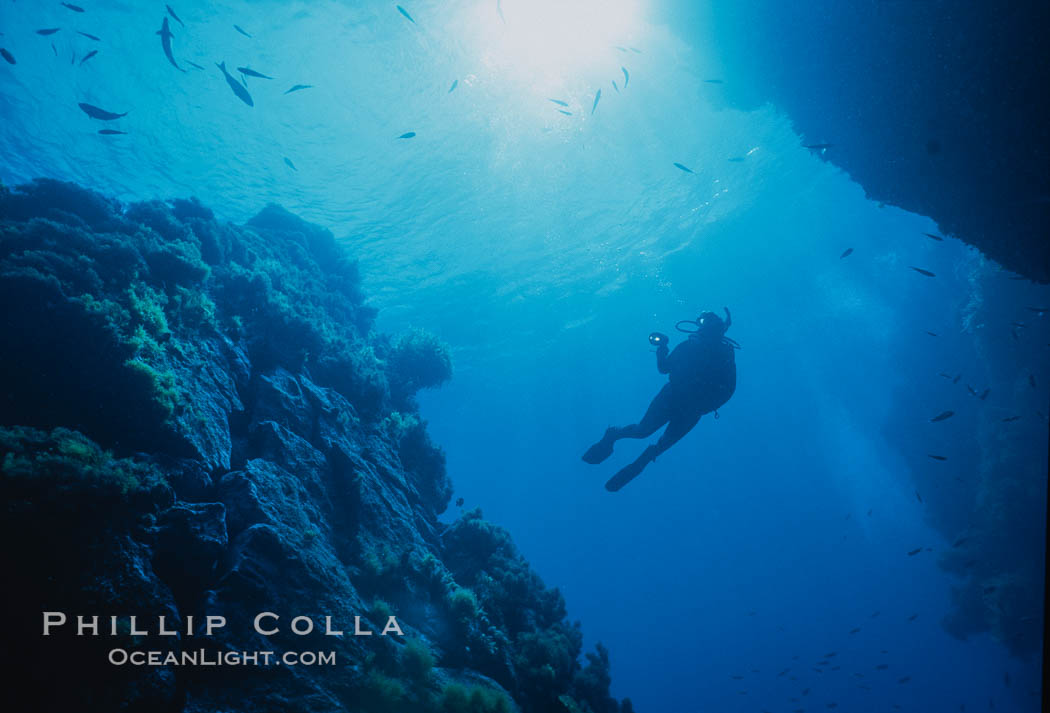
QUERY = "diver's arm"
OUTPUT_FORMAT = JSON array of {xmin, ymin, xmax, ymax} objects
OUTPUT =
[{"xmin": 656, "ymin": 343, "xmax": 671, "ymax": 373}]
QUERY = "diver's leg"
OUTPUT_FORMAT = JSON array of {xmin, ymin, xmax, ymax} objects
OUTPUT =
[
  {"xmin": 582, "ymin": 385, "xmax": 672, "ymax": 464},
  {"xmin": 604, "ymin": 409, "xmax": 703, "ymax": 492},
  {"xmin": 652, "ymin": 409, "xmax": 703, "ymax": 457},
  {"xmin": 614, "ymin": 383, "xmax": 674, "ymax": 439}
]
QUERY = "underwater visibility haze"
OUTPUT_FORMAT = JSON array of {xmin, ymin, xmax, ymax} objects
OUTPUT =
[{"xmin": 0, "ymin": 1, "xmax": 1048, "ymax": 712}]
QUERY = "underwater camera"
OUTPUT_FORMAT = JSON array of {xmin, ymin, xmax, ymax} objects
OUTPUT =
[{"xmin": 648, "ymin": 332, "xmax": 669, "ymax": 346}]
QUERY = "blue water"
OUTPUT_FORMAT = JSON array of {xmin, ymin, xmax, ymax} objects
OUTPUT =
[{"xmin": 1, "ymin": 1, "xmax": 1046, "ymax": 711}]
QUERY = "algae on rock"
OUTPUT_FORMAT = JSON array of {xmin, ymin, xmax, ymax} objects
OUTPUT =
[{"xmin": 0, "ymin": 179, "xmax": 632, "ymax": 713}]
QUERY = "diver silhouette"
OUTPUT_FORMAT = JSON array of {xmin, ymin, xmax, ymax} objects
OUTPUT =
[{"xmin": 583, "ymin": 308, "xmax": 738, "ymax": 491}]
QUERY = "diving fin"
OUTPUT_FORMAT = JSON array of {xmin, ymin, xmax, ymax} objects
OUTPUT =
[
  {"xmin": 604, "ymin": 445, "xmax": 657, "ymax": 491},
  {"xmin": 582, "ymin": 427, "xmax": 618, "ymax": 464}
]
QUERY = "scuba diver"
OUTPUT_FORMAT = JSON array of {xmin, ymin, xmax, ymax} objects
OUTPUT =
[{"xmin": 582, "ymin": 308, "xmax": 738, "ymax": 491}]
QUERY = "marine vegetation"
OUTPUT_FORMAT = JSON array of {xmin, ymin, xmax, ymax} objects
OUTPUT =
[{"xmin": 0, "ymin": 178, "xmax": 632, "ymax": 713}]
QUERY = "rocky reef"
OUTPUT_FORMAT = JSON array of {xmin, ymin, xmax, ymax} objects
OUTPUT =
[
  {"xmin": 0, "ymin": 179, "xmax": 633, "ymax": 713},
  {"xmin": 695, "ymin": 0, "xmax": 1050, "ymax": 282}
]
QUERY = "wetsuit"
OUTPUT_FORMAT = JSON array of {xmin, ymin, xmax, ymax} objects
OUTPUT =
[
  {"xmin": 582, "ymin": 331, "xmax": 737, "ymax": 491},
  {"xmin": 618, "ymin": 333, "xmax": 736, "ymax": 455}
]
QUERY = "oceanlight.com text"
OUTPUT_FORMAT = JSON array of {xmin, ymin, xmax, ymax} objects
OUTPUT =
[{"xmin": 108, "ymin": 648, "xmax": 338, "ymax": 666}]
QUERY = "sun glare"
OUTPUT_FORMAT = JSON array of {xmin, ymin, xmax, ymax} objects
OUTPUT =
[{"xmin": 466, "ymin": 0, "xmax": 644, "ymax": 89}]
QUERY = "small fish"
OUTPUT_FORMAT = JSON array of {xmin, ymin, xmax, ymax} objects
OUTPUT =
[
  {"xmin": 217, "ymin": 61, "xmax": 253, "ymax": 106},
  {"xmin": 71, "ymin": 50, "xmax": 76, "ymax": 65},
  {"xmin": 907, "ymin": 548, "xmax": 922, "ymax": 556},
  {"xmin": 622, "ymin": 66, "xmax": 629, "ymax": 87},
  {"xmin": 910, "ymin": 266, "xmax": 936, "ymax": 277},
  {"xmin": 926, "ymin": 331, "xmax": 938, "ymax": 336},
  {"xmin": 952, "ymin": 536, "xmax": 969, "ymax": 547},
  {"xmin": 849, "ymin": 627, "xmax": 860, "ymax": 634},
  {"xmin": 824, "ymin": 652, "xmax": 837, "ymax": 658},
  {"xmin": 234, "ymin": 24, "xmax": 252, "ymax": 38},
  {"xmin": 876, "ymin": 664, "xmax": 889, "ymax": 670},
  {"xmin": 1004, "ymin": 672, "xmax": 1011, "ymax": 687},
  {"xmin": 979, "ymin": 388, "xmax": 989, "ymax": 400},
  {"xmin": 37, "ymin": 28, "xmax": 61, "ymax": 36},
  {"xmin": 156, "ymin": 17, "xmax": 183, "ymax": 72},
  {"xmin": 78, "ymin": 102, "xmax": 127, "ymax": 120},
  {"xmin": 867, "ymin": 509, "xmax": 872, "ymax": 516},
  {"xmin": 923, "ymin": 232, "xmax": 944, "ymax": 241},
  {"xmin": 612, "ymin": 80, "xmax": 619, "ymax": 93},
  {"xmin": 966, "ymin": 384, "xmax": 977, "ymax": 396},
  {"xmin": 730, "ymin": 675, "xmax": 743, "ymax": 680},
  {"xmin": 558, "ymin": 110, "xmax": 572, "ymax": 116},
  {"xmin": 1, "ymin": 48, "xmax": 15, "ymax": 65},
  {"xmin": 703, "ymin": 78, "xmax": 723, "ymax": 84},
  {"xmin": 79, "ymin": 49, "xmax": 97, "ymax": 65},
  {"xmin": 840, "ymin": 248, "xmax": 853, "ymax": 259},
  {"xmin": 237, "ymin": 66, "xmax": 272, "ymax": 79},
  {"xmin": 455, "ymin": 497, "xmax": 464, "ymax": 507},
  {"xmin": 166, "ymin": 5, "xmax": 185, "ymax": 27},
  {"xmin": 983, "ymin": 585, "xmax": 997, "ymax": 594},
  {"xmin": 591, "ymin": 88, "xmax": 601, "ymax": 114},
  {"xmin": 898, "ymin": 677, "xmax": 911, "ymax": 684},
  {"xmin": 927, "ymin": 454, "xmax": 947, "ymax": 461},
  {"xmin": 397, "ymin": 5, "xmax": 415, "ymax": 23},
  {"xmin": 1028, "ymin": 373, "xmax": 1036, "ymax": 388},
  {"xmin": 285, "ymin": 84, "xmax": 313, "ymax": 94},
  {"xmin": 398, "ymin": 132, "xmax": 416, "ymax": 139},
  {"xmin": 930, "ymin": 410, "xmax": 954, "ymax": 422},
  {"xmin": 78, "ymin": 31, "xmax": 101, "ymax": 41},
  {"xmin": 52, "ymin": 43, "xmax": 58, "ymax": 56},
  {"xmin": 915, "ymin": 490, "xmax": 924, "ymax": 504},
  {"xmin": 548, "ymin": 98, "xmax": 568, "ymax": 107},
  {"xmin": 802, "ymin": 688, "xmax": 811, "ymax": 695},
  {"xmin": 673, "ymin": 162, "xmax": 694, "ymax": 174},
  {"xmin": 629, "ymin": 47, "xmax": 641, "ymax": 53},
  {"xmin": 804, "ymin": 143, "xmax": 834, "ymax": 149},
  {"xmin": 939, "ymin": 372, "xmax": 952, "ymax": 379},
  {"xmin": 952, "ymin": 374, "xmax": 961, "ymax": 384},
  {"xmin": 871, "ymin": 610, "xmax": 880, "ymax": 618},
  {"xmin": 284, "ymin": 157, "xmax": 297, "ymax": 171},
  {"xmin": 448, "ymin": 79, "xmax": 458, "ymax": 93},
  {"xmin": 186, "ymin": 60, "xmax": 204, "ymax": 70},
  {"xmin": 496, "ymin": 0, "xmax": 505, "ymax": 23},
  {"xmin": 1025, "ymin": 306, "xmax": 1048, "ymax": 314},
  {"xmin": 777, "ymin": 669, "xmax": 790, "ymax": 677},
  {"xmin": 818, "ymin": 660, "xmax": 830, "ymax": 665},
  {"xmin": 1001, "ymin": 416, "xmax": 1020, "ymax": 422},
  {"xmin": 614, "ymin": 46, "xmax": 628, "ymax": 52},
  {"xmin": 61, "ymin": 2, "xmax": 85, "ymax": 12},
  {"xmin": 98, "ymin": 129, "xmax": 127, "ymax": 135}
]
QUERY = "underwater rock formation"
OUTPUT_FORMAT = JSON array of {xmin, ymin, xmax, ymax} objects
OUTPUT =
[
  {"xmin": 0, "ymin": 179, "xmax": 632, "ymax": 713},
  {"xmin": 699, "ymin": 1, "xmax": 1050, "ymax": 282}
]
